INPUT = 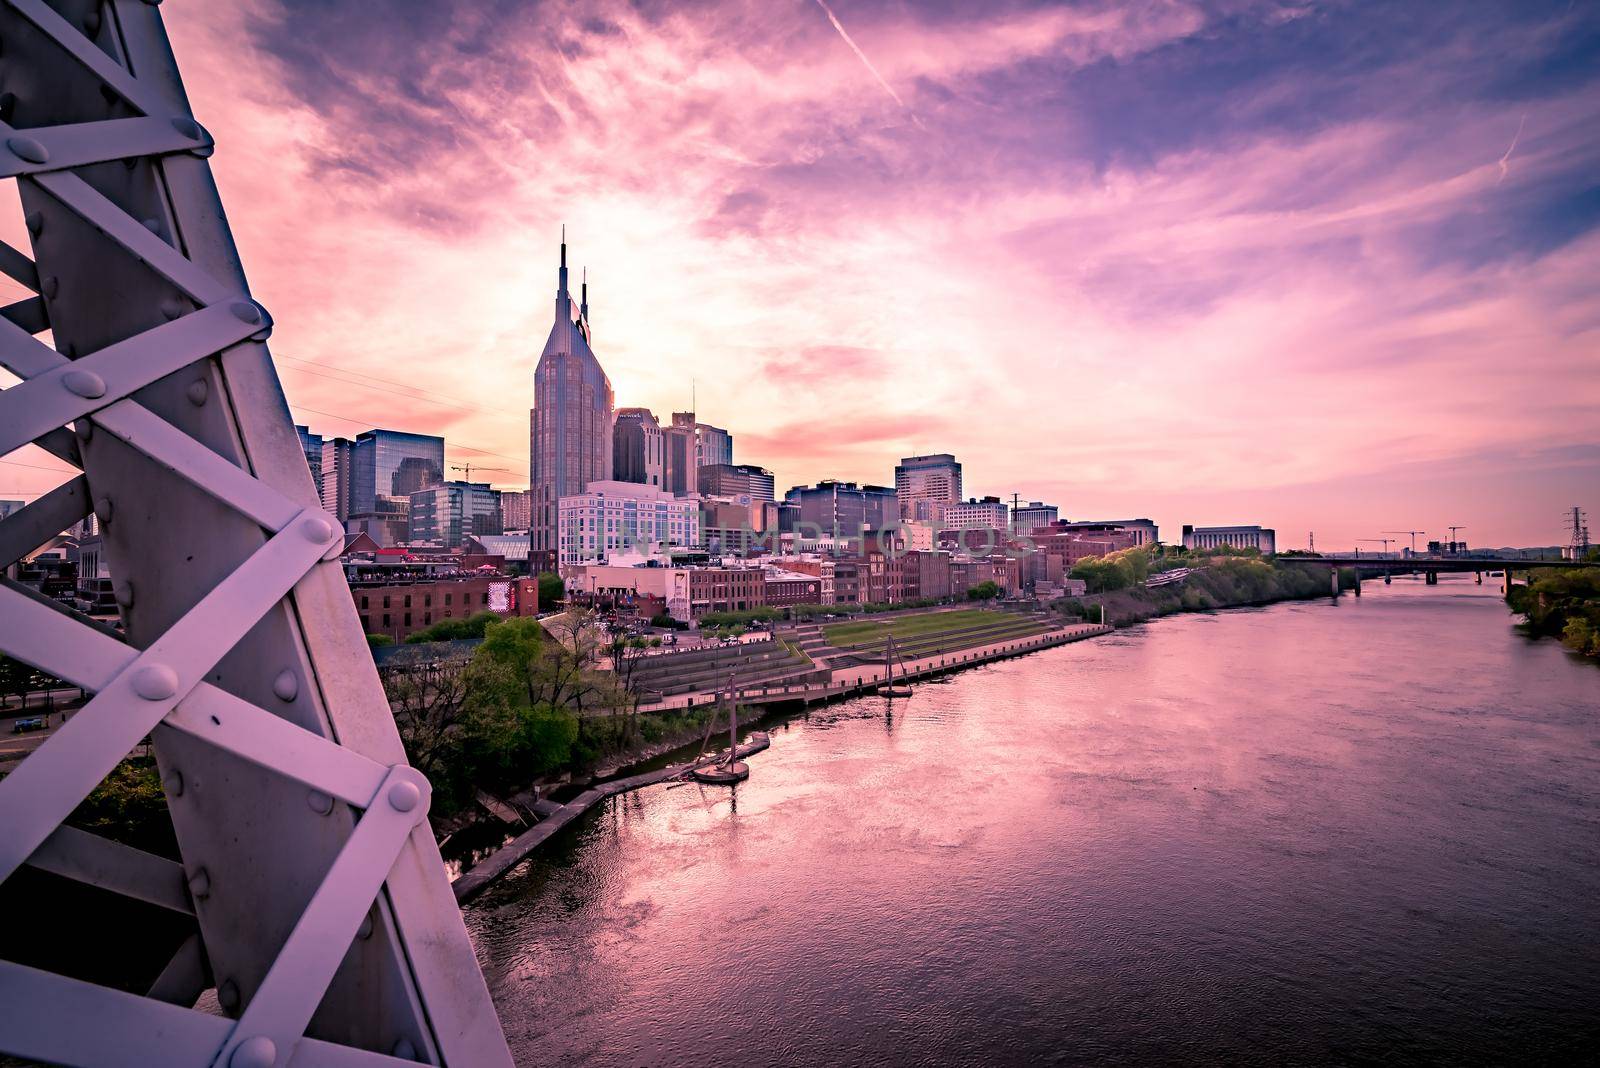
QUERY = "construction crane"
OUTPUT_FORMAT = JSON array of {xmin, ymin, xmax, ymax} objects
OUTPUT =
[
  {"xmin": 1383, "ymin": 530, "xmax": 1426, "ymax": 555},
  {"xmin": 451, "ymin": 462, "xmax": 506, "ymax": 481},
  {"xmin": 1356, "ymin": 538, "xmax": 1396, "ymax": 556}
]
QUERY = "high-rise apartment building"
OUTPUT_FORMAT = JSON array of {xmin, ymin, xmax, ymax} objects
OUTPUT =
[
  {"xmin": 530, "ymin": 236, "xmax": 613, "ymax": 568},
  {"xmin": 698, "ymin": 463, "xmax": 776, "ymax": 502},
  {"xmin": 613, "ymin": 407, "xmax": 665, "ymax": 489},
  {"xmin": 296, "ymin": 425, "xmax": 324, "ymax": 503},
  {"xmin": 409, "ymin": 481, "xmax": 503, "ymax": 549},
  {"xmin": 664, "ymin": 411, "xmax": 732, "ymax": 494},
  {"xmin": 894, "ymin": 453, "xmax": 962, "ymax": 523},
  {"xmin": 499, "ymin": 488, "xmax": 533, "ymax": 532},
  {"xmin": 785, "ymin": 481, "xmax": 898, "ymax": 540},
  {"xmin": 558, "ymin": 480, "xmax": 701, "ymax": 567},
  {"xmin": 320, "ymin": 436, "xmax": 354, "ymax": 521},
  {"xmin": 663, "ymin": 419, "xmax": 695, "ymax": 496}
]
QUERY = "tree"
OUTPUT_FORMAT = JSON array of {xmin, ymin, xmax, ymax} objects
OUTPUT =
[
  {"xmin": 536, "ymin": 571, "xmax": 565, "ymax": 609},
  {"xmin": 381, "ymin": 653, "xmax": 476, "ymax": 782},
  {"xmin": 966, "ymin": 581, "xmax": 1000, "ymax": 601}
]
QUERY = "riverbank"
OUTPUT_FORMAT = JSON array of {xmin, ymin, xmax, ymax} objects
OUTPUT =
[
  {"xmin": 466, "ymin": 579, "xmax": 1600, "ymax": 1066},
  {"xmin": 1056, "ymin": 556, "xmax": 1351, "ymax": 627},
  {"xmin": 445, "ymin": 619, "xmax": 1109, "ymax": 895}
]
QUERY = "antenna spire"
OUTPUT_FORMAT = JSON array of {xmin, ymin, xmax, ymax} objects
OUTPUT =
[
  {"xmin": 580, "ymin": 266, "xmax": 588, "ymax": 321},
  {"xmin": 556, "ymin": 226, "xmax": 570, "ymax": 320}
]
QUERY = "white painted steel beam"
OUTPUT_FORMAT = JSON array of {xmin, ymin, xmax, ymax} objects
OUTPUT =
[{"xmin": 0, "ymin": 1, "xmax": 513, "ymax": 1062}]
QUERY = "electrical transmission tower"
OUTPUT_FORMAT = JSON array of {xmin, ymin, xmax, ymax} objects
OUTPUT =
[
  {"xmin": 0, "ymin": 3, "xmax": 511, "ymax": 1065},
  {"xmin": 1567, "ymin": 506, "xmax": 1590, "ymax": 559}
]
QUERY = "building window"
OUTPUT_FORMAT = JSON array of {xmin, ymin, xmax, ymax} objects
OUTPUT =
[
  {"xmin": 383, "ymin": 595, "xmax": 391, "ymax": 609},
  {"xmin": 382, "ymin": 614, "xmax": 390, "ymax": 628},
  {"xmin": 404, "ymin": 613, "xmax": 411, "ymax": 627},
  {"xmin": 360, "ymin": 596, "xmax": 369, "ymax": 610}
]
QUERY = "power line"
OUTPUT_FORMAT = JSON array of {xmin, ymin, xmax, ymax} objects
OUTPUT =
[
  {"xmin": 286, "ymin": 403, "xmax": 525, "ymax": 465},
  {"xmin": 275, "ymin": 353, "xmax": 525, "ymax": 419}
]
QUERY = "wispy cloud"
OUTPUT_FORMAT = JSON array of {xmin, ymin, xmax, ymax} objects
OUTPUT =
[
  {"xmin": 62, "ymin": 0, "xmax": 1596, "ymax": 549},
  {"xmin": 811, "ymin": 0, "xmax": 922, "ymax": 128}
]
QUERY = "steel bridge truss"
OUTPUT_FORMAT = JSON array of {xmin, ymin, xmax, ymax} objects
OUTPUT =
[{"xmin": 0, "ymin": 2, "xmax": 511, "ymax": 1065}]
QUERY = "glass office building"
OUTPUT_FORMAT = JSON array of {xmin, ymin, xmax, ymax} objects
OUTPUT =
[{"xmin": 350, "ymin": 429, "xmax": 445, "ymax": 517}]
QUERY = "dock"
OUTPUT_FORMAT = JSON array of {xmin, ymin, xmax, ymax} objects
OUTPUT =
[{"xmin": 452, "ymin": 732, "xmax": 770, "ymax": 903}]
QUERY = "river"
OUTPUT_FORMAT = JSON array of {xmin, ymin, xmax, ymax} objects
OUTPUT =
[{"xmin": 465, "ymin": 577, "xmax": 1600, "ymax": 1065}]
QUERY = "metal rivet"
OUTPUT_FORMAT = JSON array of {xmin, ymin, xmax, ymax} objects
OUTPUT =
[
  {"xmin": 24, "ymin": 211, "xmax": 42, "ymax": 237},
  {"xmin": 160, "ymin": 298, "xmax": 185, "ymax": 320},
  {"xmin": 357, "ymin": 913, "xmax": 375, "ymax": 940},
  {"xmin": 141, "ymin": 217, "xmax": 163, "ymax": 235},
  {"xmin": 230, "ymin": 1036, "xmax": 276, "ymax": 1068},
  {"xmin": 187, "ymin": 867, "xmax": 211, "ymax": 899},
  {"xmin": 301, "ymin": 515, "xmax": 336, "ymax": 543},
  {"xmin": 0, "ymin": 93, "xmax": 15, "ymax": 122},
  {"xmin": 83, "ymin": 10, "xmax": 102, "ymax": 35},
  {"xmin": 93, "ymin": 495, "xmax": 114, "ymax": 524},
  {"xmin": 186, "ymin": 378, "xmax": 208, "ymax": 406},
  {"xmin": 231, "ymin": 300, "xmax": 263, "ymax": 324},
  {"xmin": 171, "ymin": 116, "xmax": 203, "ymax": 141},
  {"xmin": 272, "ymin": 668, "xmax": 299, "ymax": 702},
  {"xmin": 62, "ymin": 368, "xmax": 106, "ymax": 400},
  {"xmin": 387, "ymin": 781, "xmax": 421, "ymax": 813},
  {"xmin": 392, "ymin": 1038, "xmax": 417, "ymax": 1060},
  {"xmin": 131, "ymin": 663, "xmax": 179, "ymax": 701},
  {"xmin": 41, "ymin": 275, "xmax": 59, "ymax": 299},
  {"xmin": 114, "ymin": 580, "xmax": 135, "ymax": 608},
  {"xmin": 75, "ymin": 419, "xmax": 93, "ymax": 443},
  {"xmin": 307, "ymin": 789, "xmax": 333, "ymax": 816},
  {"xmin": 6, "ymin": 135, "xmax": 48, "ymax": 164},
  {"xmin": 163, "ymin": 770, "xmax": 183, "ymax": 797},
  {"xmin": 217, "ymin": 979, "xmax": 240, "ymax": 1011}
]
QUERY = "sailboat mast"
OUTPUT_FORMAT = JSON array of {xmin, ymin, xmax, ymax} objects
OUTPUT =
[{"xmin": 727, "ymin": 675, "xmax": 738, "ymax": 767}]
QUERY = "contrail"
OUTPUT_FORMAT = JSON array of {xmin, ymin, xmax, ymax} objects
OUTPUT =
[
  {"xmin": 812, "ymin": 0, "xmax": 922, "ymax": 126},
  {"xmin": 1497, "ymin": 113, "xmax": 1526, "ymax": 185}
]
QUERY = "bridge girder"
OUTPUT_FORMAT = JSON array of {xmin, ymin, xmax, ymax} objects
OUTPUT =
[{"xmin": 0, "ymin": 3, "xmax": 511, "ymax": 1065}]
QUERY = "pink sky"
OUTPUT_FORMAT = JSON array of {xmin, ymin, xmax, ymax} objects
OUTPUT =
[{"xmin": 4, "ymin": 0, "xmax": 1596, "ymax": 549}]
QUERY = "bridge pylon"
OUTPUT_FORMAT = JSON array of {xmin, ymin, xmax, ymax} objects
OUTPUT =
[{"xmin": 0, "ymin": 3, "xmax": 511, "ymax": 1065}]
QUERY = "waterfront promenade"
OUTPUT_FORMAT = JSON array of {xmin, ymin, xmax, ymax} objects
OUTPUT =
[{"xmin": 635, "ymin": 620, "xmax": 1112, "ymax": 714}]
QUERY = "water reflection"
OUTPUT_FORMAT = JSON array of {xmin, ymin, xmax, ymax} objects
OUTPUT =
[{"xmin": 468, "ymin": 579, "xmax": 1600, "ymax": 1066}]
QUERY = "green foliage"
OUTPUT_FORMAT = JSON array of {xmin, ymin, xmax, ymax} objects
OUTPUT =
[
  {"xmin": 650, "ymin": 613, "xmax": 688, "ymax": 630},
  {"xmin": 698, "ymin": 607, "xmax": 780, "ymax": 628},
  {"xmin": 965, "ymin": 580, "xmax": 1001, "ymax": 601},
  {"xmin": 536, "ymin": 571, "xmax": 565, "ymax": 608},
  {"xmin": 402, "ymin": 611, "xmax": 499, "ymax": 644},
  {"xmin": 1508, "ymin": 567, "xmax": 1600, "ymax": 660},
  {"xmin": 365, "ymin": 633, "xmax": 394, "ymax": 648},
  {"xmin": 67, "ymin": 758, "xmax": 178, "ymax": 859}
]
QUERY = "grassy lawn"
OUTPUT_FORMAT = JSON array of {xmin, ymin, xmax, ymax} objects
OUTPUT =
[{"xmin": 823, "ymin": 609, "xmax": 1024, "ymax": 648}]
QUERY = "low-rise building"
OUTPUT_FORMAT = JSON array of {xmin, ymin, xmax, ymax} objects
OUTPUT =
[
  {"xmin": 1182, "ymin": 524, "xmax": 1275, "ymax": 554},
  {"xmin": 943, "ymin": 496, "xmax": 1009, "ymax": 531},
  {"xmin": 1011, "ymin": 501, "xmax": 1058, "ymax": 531},
  {"xmin": 351, "ymin": 575, "xmax": 536, "ymax": 641},
  {"xmin": 763, "ymin": 568, "xmax": 822, "ymax": 609}
]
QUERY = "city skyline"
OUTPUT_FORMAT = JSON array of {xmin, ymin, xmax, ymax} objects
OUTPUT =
[{"xmin": 2, "ymin": 1, "xmax": 1596, "ymax": 548}]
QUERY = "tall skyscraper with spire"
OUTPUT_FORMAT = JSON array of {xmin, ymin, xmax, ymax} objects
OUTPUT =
[{"xmin": 530, "ymin": 233, "xmax": 613, "ymax": 568}]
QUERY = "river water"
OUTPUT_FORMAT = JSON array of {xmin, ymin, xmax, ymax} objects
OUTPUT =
[{"xmin": 466, "ymin": 578, "xmax": 1600, "ymax": 1065}]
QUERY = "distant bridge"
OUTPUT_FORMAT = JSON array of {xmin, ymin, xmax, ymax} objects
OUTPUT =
[{"xmin": 1280, "ymin": 555, "xmax": 1596, "ymax": 595}]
